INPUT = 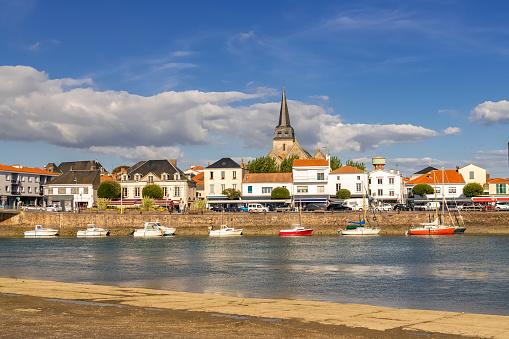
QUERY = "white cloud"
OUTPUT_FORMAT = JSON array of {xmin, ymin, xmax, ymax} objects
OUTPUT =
[
  {"xmin": 0, "ymin": 66, "xmax": 441, "ymax": 162},
  {"xmin": 237, "ymin": 31, "xmax": 256, "ymax": 41},
  {"xmin": 442, "ymin": 127, "xmax": 461, "ymax": 135},
  {"xmin": 470, "ymin": 100, "xmax": 509, "ymax": 125},
  {"xmin": 27, "ymin": 42, "xmax": 40, "ymax": 51},
  {"xmin": 309, "ymin": 95, "xmax": 329, "ymax": 102}
]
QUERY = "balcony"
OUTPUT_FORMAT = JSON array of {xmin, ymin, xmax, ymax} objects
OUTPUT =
[{"xmin": 11, "ymin": 180, "xmax": 20, "ymax": 185}]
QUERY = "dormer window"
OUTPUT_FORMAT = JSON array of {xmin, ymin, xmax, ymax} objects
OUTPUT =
[{"xmin": 135, "ymin": 175, "xmax": 140, "ymax": 182}]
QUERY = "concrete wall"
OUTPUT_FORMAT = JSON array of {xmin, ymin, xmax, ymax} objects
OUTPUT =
[{"xmin": 1, "ymin": 210, "xmax": 509, "ymax": 237}]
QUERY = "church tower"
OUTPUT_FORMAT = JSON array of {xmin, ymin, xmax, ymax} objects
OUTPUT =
[{"xmin": 272, "ymin": 87, "xmax": 295, "ymax": 157}]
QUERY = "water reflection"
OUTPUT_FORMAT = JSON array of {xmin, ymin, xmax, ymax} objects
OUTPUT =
[{"xmin": 0, "ymin": 235, "xmax": 508, "ymax": 315}]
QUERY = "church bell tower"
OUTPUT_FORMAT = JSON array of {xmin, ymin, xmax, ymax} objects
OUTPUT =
[{"xmin": 272, "ymin": 87, "xmax": 295, "ymax": 156}]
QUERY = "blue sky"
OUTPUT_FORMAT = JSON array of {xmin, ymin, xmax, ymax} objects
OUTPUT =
[{"xmin": 1, "ymin": 0, "xmax": 508, "ymax": 178}]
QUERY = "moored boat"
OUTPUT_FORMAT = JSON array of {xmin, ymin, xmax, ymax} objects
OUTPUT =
[
  {"xmin": 77, "ymin": 224, "xmax": 109, "ymax": 237},
  {"xmin": 408, "ymin": 220, "xmax": 456, "ymax": 235},
  {"xmin": 279, "ymin": 225, "xmax": 313, "ymax": 236},
  {"xmin": 339, "ymin": 182, "xmax": 380, "ymax": 236},
  {"xmin": 24, "ymin": 225, "xmax": 59, "ymax": 237},
  {"xmin": 133, "ymin": 220, "xmax": 175, "ymax": 237},
  {"xmin": 209, "ymin": 224, "xmax": 243, "ymax": 236}
]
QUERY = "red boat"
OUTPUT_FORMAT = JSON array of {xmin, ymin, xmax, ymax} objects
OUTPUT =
[
  {"xmin": 408, "ymin": 219, "xmax": 456, "ymax": 235},
  {"xmin": 279, "ymin": 226, "xmax": 313, "ymax": 236}
]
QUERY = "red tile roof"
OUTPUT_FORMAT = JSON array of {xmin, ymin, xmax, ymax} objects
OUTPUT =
[
  {"xmin": 330, "ymin": 166, "xmax": 366, "ymax": 174},
  {"xmin": 486, "ymin": 178, "xmax": 509, "ymax": 184},
  {"xmin": 243, "ymin": 173, "xmax": 292, "ymax": 183},
  {"xmin": 0, "ymin": 164, "xmax": 56, "ymax": 175},
  {"xmin": 406, "ymin": 170, "xmax": 465, "ymax": 185},
  {"xmin": 293, "ymin": 159, "xmax": 329, "ymax": 167},
  {"xmin": 192, "ymin": 172, "xmax": 204, "ymax": 182}
]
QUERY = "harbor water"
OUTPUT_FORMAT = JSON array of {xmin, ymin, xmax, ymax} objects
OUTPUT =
[{"xmin": 1, "ymin": 234, "xmax": 508, "ymax": 316}]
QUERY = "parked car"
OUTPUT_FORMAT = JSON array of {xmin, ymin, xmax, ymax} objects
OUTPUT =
[
  {"xmin": 275, "ymin": 203, "xmax": 292, "ymax": 213},
  {"xmin": 248, "ymin": 203, "xmax": 269, "ymax": 213},
  {"xmin": 495, "ymin": 203, "xmax": 509, "ymax": 211},
  {"xmin": 238, "ymin": 206, "xmax": 249, "ymax": 212},
  {"xmin": 376, "ymin": 203, "xmax": 392, "ymax": 211},
  {"xmin": 393, "ymin": 204, "xmax": 411, "ymax": 211},
  {"xmin": 326, "ymin": 203, "xmax": 352, "ymax": 211},
  {"xmin": 210, "ymin": 206, "xmax": 225, "ymax": 212},
  {"xmin": 458, "ymin": 203, "xmax": 483, "ymax": 211},
  {"xmin": 304, "ymin": 203, "xmax": 327, "ymax": 211}
]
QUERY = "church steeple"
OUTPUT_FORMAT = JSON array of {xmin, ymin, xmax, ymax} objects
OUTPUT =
[{"xmin": 274, "ymin": 86, "xmax": 295, "ymax": 140}]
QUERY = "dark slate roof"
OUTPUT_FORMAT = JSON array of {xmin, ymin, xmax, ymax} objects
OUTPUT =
[
  {"xmin": 46, "ymin": 170, "xmax": 101, "ymax": 189},
  {"xmin": 127, "ymin": 159, "xmax": 183, "ymax": 178},
  {"xmin": 414, "ymin": 166, "xmax": 438, "ymax": 175},
  {"xmin": 206, "ymin": 158, "xmax": 241, "ymax": 169},
  {"xmin": 56, "ymin": 160, "xmax": 106, "ymax": 174}
]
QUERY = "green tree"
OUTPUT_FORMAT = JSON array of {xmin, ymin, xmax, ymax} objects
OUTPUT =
[
  {"xmin": 345, "ymin": 160, "xmax": 366, "ymax": 171},
  {"xmin": 97, "ymin": 180, "xmax": 121, "ymax": 199},
  {"xmin": 336, "ymin": 189, "xmax": 351, "ymax": 199},
  {"xmin": 97, "ymin": 198, "xmax": 110, "ymax": 210},
  {"xmin": 412, "ymin": 184, "xmax": 434, "ymax": 197},
  {"xmin": 142, "ymin": 184, "xmax": 164, "ymax": 199},
  {"xmin": 271, "ymin": 187, "xmax": 290, "ymax": 199},
  {"xmin": 194, "ymin": 198, "xmax": 207, "ymax": 211},
  {"xmin": 463, "ymin": 183, "xmax": 484, "ymax": 197},
  {"xmin": 330, "ymin": 156, "xmax": 342, "ymax": 171},
  {"xmin": 247, "ymin": 156, "xmax": 279, "ymax": 173},
  {"xmin": 279, "ymin": 155, "xmax": 299, "ymax": 173},
  {"xmin": 141, "ymin": 197, "xmax": 155, "ymax": 210},
  {"xmin": 222, "ymin": 188, "xmax": 241, "ymax": 199}
]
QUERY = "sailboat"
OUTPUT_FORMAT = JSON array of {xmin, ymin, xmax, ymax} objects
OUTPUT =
[
  {"xmin": 279, "ymin": 201, "xmax": 313, "ymax": 236},
  {"xmin": 209, "ymin": 209, "xmax": 243, "ymax": 236},
  {"xmin": 340, "ymin": 183, "xmax": 380, "ymax": 235},
  {"xmin": 408, "ymin": 168, "xmax": 458, "ymax": 235}
]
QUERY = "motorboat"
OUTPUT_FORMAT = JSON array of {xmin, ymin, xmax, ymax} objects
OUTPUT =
[
  {"xmin": 77, "ymin": 224, "xmax": 109, "ymax": 237},
  {"xmin": 279, "ymin": 225, "xmax": 313, "ymax": 236},
  {"xmin": 407, "ymin": 219, "xmax": 456, "ymax": 235},
  {"xmin": 24, "ymin": 225, "xmax": 59, "ymax": 237},
  {"xmin": 341, "ymin": 220, "xmax": 381, "ymax": 236},
  {"xmin": 209, "ymin": 224, "xmax": 243, "ymax": 236},
  {"xmin": 133, "ymin": 220, "xmax": 175, "ymax": 237}
]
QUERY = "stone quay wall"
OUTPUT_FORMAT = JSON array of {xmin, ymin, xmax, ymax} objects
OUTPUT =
[{"xmin": 1, "ymin": 210, "xmax": 509, "ymax": 237}]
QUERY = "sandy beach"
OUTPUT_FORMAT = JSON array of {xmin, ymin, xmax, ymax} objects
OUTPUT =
[{"xmin": 1, "ymin": 278, "xmax": 508, "ymax": 338}]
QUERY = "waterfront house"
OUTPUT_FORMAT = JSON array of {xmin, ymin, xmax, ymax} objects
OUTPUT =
[
  {"xmin": 204, "ymin": 157, "xmax": 245, "ymax": 209},
  {"xmin": 368, "ymin": 157, "xmax": 404, "ymax": 204},
  {"xmin": 292, "ymin": 158, "xmax": 330, "ymax": 207},
  {"xmin": 0, "ymin": 164, "xmax": 58, "ymax": 208},
  {"xmin": 119, "ymin": 159, "xmax": 196, "ymax": 211},
  {"xmin": 44, "ymin": 160, "xmax": 109, "ymax": 176},
  {"xmin": 328, "ymin": 166, "xmax": 368, "ymax": 201},
  {"xmin": 44, "ymin": 170, "xmax": 100, "ymax": 211},
  {"xmin": 242, "ymin": 172, "xmax": 293, "ymax": 209},
  {"xmin": 457, "ymin": 164, "xmax": 487, "ymax": 185},
  {"xmin": 405, "ymin": 169, "xmax": 467, "ymax": 207},
  {"xmin": 484, "ymin": 178, "xmax": 509, "ymax": 195}
]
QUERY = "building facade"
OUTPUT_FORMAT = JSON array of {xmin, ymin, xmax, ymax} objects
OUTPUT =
[
  {"xmin": 328, "ymin": 166, "xmax": 368, "ymax": 200},
  {"xmin": 292, "ymin": 158, "xmax": 330, "ymax": 206},
  {"xmin": 242, "ymin": 172, "xmax": 293, "ymax": 207},
  {"xmin": 204, "ymin": 158, "xmax": 245, "ymax": 207},
  {"xmin": 44, "ymin": 170, "xmax": 100, "ymax": 211},
  {"xmin": 0, "ymin": 164, "xmax": 57, "ymax": 208}
]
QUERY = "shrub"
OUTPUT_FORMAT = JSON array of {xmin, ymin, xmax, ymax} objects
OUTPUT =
[
  {"xmin": 336, "ymin": 189, "xmax": 351, "ymax": 199},
  {"xmin": 412, "ymin": 184, "xmax": 434, "ymax": 197},
  {"xmin": 142, "ymin": 184, "xmax": 163, "ymax": 199},
  {"xmin": 141, "ymin": 197, "xmax": 155, "ymax": 210},
  {"xmin": 97, "ymin": 181, "xmax": 120, "ymax": 199},
  {"xmin": 463, "ymin": 183, "xmax": 484, "ymax": 197},
  {"xmin": 97, "ymin": 198, "xmax": 110, "ymax": 211},
  {"xmin": 271, "ymin": 187, "xmax": 290, "ymax": 199}
]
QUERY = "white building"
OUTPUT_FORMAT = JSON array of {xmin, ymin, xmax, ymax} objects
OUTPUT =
[
  {"xmin": 368, "ymin": 168, "xmax": 404, "ymax": 203},
  {"xmin": 204, "ymin": 158, "xmax": 245, "ymax": 208},
  {"xmin": 242, "ymin": 172, "xmax": 293, "ymax": 207},
  {"xmin": 405, "ymin": 169, "xmax": 466, "ymax": 205},
  {"xmin": 458, "ymin": 164, "xmax": 487, "ymax": 185},
  {"xmin": 44, "ymin": 170, "xmax": 100, "ymax": 211},
  {"xmin": 292, "ymin": 158, "xmax": 330, "ymax": 206},
  {"xmin": 328, "ymin": 165, "xmax": 368, "ymax": 200}
]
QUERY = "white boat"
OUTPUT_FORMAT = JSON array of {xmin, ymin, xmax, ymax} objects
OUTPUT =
[
  {"xmin": 133, "ymin": 220, "xmax": 175, "ymax": 237},
  {"xmin": 339, "ymin": 182, "xmax": 380, "ymax": 236},
  {"xmin": 77, "ymin": 224, "xmax": 109, "ymax": 237},
  {"xmin": 209, "ymin": 224, "xmax": 243, "ymax": 236},
  {"xmin": 24, "ymin": 225, "xmax": 59, "ymax": 237}
]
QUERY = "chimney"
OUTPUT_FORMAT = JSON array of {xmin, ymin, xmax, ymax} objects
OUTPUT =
[
  {"xmin": 169, "ymin": 159, "xmax": 177, "ymax": 167},
  {"xmin": 390, "ymin": 169, "xmax": 394, "ymax": 173}
]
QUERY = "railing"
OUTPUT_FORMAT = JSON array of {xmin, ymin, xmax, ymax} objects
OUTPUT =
[{"xmin": 10, "ymin": 180, "xmax": 20, "ymax": 184}]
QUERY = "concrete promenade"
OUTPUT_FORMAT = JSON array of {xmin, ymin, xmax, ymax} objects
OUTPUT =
[{"xmin": 1, "ymin": 278, "xmax": 507, "ymax": 338}]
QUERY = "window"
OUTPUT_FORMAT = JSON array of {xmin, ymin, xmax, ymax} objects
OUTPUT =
[
  {"xmin": 232, "ymin": 184, "xmax": 237, "ymax": 190},
  {"xmin": 84, "ymin": 187, "xmax": 88, "ymax": 194},
  {"xmin": 135, "ymin": 187, "xmax": 140, "ymax": 197},
  {"xmin": 378, "ymin": 189, "xmax": 383, "ymax": 196},
  {"xmin": 389, "ymin": 177, "xmax": 394, "ymax": 185},
  {"xmin": 28, "ymin": 177, "xmax": 32, "ymax": 182},
  {"xmin": 336, "ymin": 183, "xmax": 341, "ymax": 191},
  {"xmin": 28, "ymin": 187, "xmax": 32, "ymax": 193},
  {"xmin": 297, "ymin": 186, "xmax": 308, "ymax": 193},
  {"xmin": 35, "ymin": 187, "xmax": 38, "ymax": 194},
  {"xmin": 469, "ymin": 171, "xmax": 474, "ymax": 179},
  {"xmin": 123, "ymin": 187, "xmax": 128, "ymax": 198},
  {"xmin": 436, "ymin": 188, "xmax": 441, "ymax": 194},
  {"xmin": 71, "ymin": 187, "xmax": 78, "ymax": 194},
  {"xmin": 357, "ymin": 176, "xmax": 361, "ymax": 180},
  {"xmin": 162, "ymin": 175, "xmax": 166, "ymax": 181},
  {"xmin": 6, "ymin": 175, "xmax": 10, "ymax": 181},
  {"xmin": 378, "ymin": 178, "xmax": 383, "ymax": 185},
  {"xmin": 21, "ymin": 175, "xmax": 24, "ymax": 182},
  {"xmin": 389, "ymin": 190, "xmax": 394, "ymax": 196},
  {"xmin": 148, "ymin": 176, "xmax": 154, "ymax": 183},
  {"xmin": 163, "ymin": 187, "xmax": 167, "ymax": 196},
  {"xmin": 5, "ymin": 186, "xmax": 9, "ymax": 193},
  {"xmin": 221, "ymin": 184, "xmax": 226, "ymax": 193},
  {"xmin": 317, "ymin": 186, "xmax": 325, "ymax": 193},
  {"xmin": 283, "ymin": 144, "xmax": 286, "ymax": 151},
  {"xmin": 210, "ymin": 172, "xmax": 214, "ymax": 180},
  {"xmin": 221, "ymin": 171, "xmax": 225, "ymax": 179},
  {"xmin": 248, "ymin": 186, "xmax": 252, "ymax": 194},
  {"xmin": 496, "ymin": 184, "xmax": 506, "ymax": 194},
  {"xmin": 135, "ymin": 175, "xmax": 140, "ymax": 182},
  {"xmin": 35, "ymin": 177, "xmax": 39, "ymax": 183},
  {"xmin": 209, "ymin": 185, "xmax": 214, "ymax": 194},
  {"xmin": 123, "ymin": 175, "xmax": 127, "ymax": 181},
  {"xmin": 233, "ymin": 171, "xmax": 237, "ymax": 179},
  {"xmin": 449, "ymin": 187, "xmax": 456, "ymax": 194},
  {"xmin": 356, "ymin": 183, "xmax": 362, "ymax": 192},
  {"xmin": 21, "ymin": 186, "xmax": 25, "ymax": 193},
  {"xmin": 175, "ymin": 187, "xmax": 180, "ymax": 197},
  {"xmin": 317, "ymin": 173, "xmax": 324, "ymax": 180},
  {"xmin": 262, "ymin": 187, "xmax": 273, "ymax": 194}
]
